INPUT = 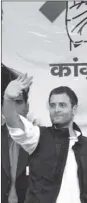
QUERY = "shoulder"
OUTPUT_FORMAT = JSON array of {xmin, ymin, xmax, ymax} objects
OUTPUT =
[
  {"xmin": 39, "ymin": 126, "xmax": 53, "ymax": 142},
  {"xmin": 81, "ymin": 135, "xmax": 87, "ymax": 142},
  {"xmin": 78, "ymin": 135, "xmax": 87, "ymax": 149},
  {"xmin": 39, "ymin": 126, "xmax": 47, "ymax": 135}
]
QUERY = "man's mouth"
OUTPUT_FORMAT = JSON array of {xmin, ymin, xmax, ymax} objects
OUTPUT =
[{"xmin": 54, "ymin": 114, "xmax": 63, "ymax": 117}]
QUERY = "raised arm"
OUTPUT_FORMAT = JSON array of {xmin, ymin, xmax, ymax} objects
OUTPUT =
[
  {"xmin": 3, "ymin": 74, "xmax": 32, "ymax": 129},
  {"xmin": 3, "ymin": 74, "xmax": 40, "ymax": 154}
]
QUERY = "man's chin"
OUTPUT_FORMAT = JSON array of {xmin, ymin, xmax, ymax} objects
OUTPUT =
[
  {"xmin": 53, "ymin": 121, "xmax": 69, "ymax": 129},
  {"xmin": 54, "ymin": 123, "xmax": 64, "ymax": 127}
]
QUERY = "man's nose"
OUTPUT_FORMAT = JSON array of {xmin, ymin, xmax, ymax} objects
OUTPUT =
[{"xmin": 55, "ymin": 105, "xmax": 61, "ymax": 112}]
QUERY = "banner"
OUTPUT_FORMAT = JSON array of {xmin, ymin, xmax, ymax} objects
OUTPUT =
[{"xmin": 2, "ymin": 1, "xmax": 87, "ymax": 135}]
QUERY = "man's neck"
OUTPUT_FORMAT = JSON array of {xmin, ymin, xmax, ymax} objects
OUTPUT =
[
  {"xmin": 63, "ymin": 121, "xmax": 77, "ymax": 137},
  {"xmin": 54, "ymin": 121, "xmax": 77, "ymax": 138},
  {"xmin": 68, "ymin": 122, "xmax": 77, "ymax": 138}
]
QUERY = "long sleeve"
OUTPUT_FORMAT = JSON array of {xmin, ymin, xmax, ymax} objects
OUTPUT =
[{"xmin": 7, "ymin": 115, "xmax": 40, "ymax": 155}]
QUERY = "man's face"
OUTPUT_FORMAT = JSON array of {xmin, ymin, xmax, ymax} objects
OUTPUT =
[
  {"xmin": 49, "ymin": 93, "xmax": 77, "ymax": 127},
  {"xmin": 15, "ymin": 97, "xmax": 29, "ymax": 117}
]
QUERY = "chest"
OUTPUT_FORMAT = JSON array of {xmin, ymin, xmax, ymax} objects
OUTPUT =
[{"xmin": 29, "ymin": 129, "xmax": 70, "ymax": 180}]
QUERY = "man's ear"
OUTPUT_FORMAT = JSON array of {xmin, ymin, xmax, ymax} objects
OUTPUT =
[{"xmin": 73, "ymin": 105, "xmax": 78, "ymax": 116}]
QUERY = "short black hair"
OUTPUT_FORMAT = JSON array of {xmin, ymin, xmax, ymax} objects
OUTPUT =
[{"xmin": 49, "ymin": 86, "xmax": 78, "ymax": 107}]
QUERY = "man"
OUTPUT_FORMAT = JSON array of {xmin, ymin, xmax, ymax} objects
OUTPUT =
[
  {"xmin": 3, "ymin": 74, "xmax": 87, "ymax": 203},
  {"xmin": 1, "ymin": 65, "xmax": 29, "ymax": 203}
]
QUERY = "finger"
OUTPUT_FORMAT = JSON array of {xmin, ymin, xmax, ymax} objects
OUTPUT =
[
  {"xmin": 16, "ymin": 74, "xmax": 23, "ymax": 81},
  {"xmin": 19, "ymin": 73, "xmax": 28, "ymax": 82},
  {"xmin": 21, "ymin": 79, "xmax": 33, "ymax": 90},
  {"xmin": 21, "ymin": 82, "xmax": 32, "ymax": 90},
  {"xmin": 17, "ymin": 73, "xmax": 27, "ymax": 82},
  {"xmin": 17, "ymin": 75, "xmax": 33, "ymax": 84},
  {"xmin": 24, "ymin": 76, "xmax": 33, "ymax": 85},
  {"xmin": 21, "ymin": 76, "xmax": 33, "ymax": 87}
]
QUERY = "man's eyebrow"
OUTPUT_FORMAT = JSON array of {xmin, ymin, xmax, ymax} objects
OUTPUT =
[
  {"xmin": 50, "ymin": 102, "xmax": 67, "ymax": 104},
  {"xmin": 59, "ymin": 102, "xmax": 67, "ymax": 104}
]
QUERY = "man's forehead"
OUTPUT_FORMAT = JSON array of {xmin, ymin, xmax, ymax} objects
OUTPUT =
[{"xmin": 50, "ymin": 93, "xmax": 70, "ymax": 103}]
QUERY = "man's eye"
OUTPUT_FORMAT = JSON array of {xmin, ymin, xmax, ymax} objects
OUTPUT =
[
  {"xmin": 60, "ymin": 103, "xmax": 66, "ymax": 107},
  {"xmin": 50, "ymin": 103, "xmax": 55, "ymax": 108}
]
